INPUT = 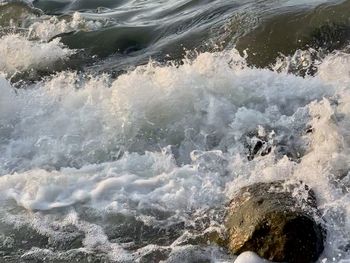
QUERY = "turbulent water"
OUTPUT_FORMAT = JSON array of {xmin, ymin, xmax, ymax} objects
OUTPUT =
[{"xmin": 1, "ymin": 0, "xmax": 350, "ymax": 262}]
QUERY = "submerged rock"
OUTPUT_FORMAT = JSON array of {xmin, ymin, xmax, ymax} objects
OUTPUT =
[{"xmin": 225, "ymin": 181, "xmax": 325, "ymax": 263}]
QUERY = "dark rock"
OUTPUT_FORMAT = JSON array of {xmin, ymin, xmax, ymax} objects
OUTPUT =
[
  {"xmin": 247, "ymin": 138, "xmax": 272, "ymax": 161},
  {"xmin": 242, "ymin": 130, "xmax": 273, "ymax": 161},
  {"xmin": 225, "ymin": 181, "xmax": 325, "ymax": 263}
]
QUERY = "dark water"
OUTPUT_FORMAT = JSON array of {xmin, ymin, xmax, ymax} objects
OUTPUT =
[
  {"xmin": 2, "ymin": 0, "xmax": 349, "ymax": 76},
  {"xmin": 1, "ymin": 0, "xmax": 350, "ymax": 262},
  {"xmin": 38, "ymin": 0, "xmax": 350, "ymax": 70}
]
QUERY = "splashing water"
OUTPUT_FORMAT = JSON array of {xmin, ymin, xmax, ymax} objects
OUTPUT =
[{"xmin": 2, "ymin": 0, "xmax": 350, "ymax": 262}]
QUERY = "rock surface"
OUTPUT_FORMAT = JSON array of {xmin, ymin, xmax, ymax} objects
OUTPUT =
[{"xmin": 225, "ymin": 181, "xmax": 325, "ymax": 263}]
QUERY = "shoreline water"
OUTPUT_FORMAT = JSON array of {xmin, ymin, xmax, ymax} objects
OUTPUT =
[{"xmin": 1, "ymin": 0, "xmax": 350, "ymax": 262}]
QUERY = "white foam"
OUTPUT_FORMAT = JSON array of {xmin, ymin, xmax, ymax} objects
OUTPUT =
[
  {"xmin": 28, "ymin": 12, "xmax": 105, "ymax": 41},
  {"xmin": 234, "ymin": 252, "xmax": 270, "ymax": 263},
  {"xmin": 317, "ymin": 51, "xmax": 350, "ymax": 86},
  {"xmin": 0, "ymin": 34, "xmax": 74, "ymax": 76},
  {"xmin": 1, "ymin": 49, "xmax": 350, "ymax": 261},
  {"xmin": 0, "ymin": 50, "xmax": 333, "ymax": 174}
]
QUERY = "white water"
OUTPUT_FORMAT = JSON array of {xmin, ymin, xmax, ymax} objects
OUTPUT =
[
  {"xmin": 0, "ymin": 34, "xmax": 73, "ymax": 76},
  {"xmin": 27, "ymin": 12, "xmax": 109, "ymax": 41},
  {"xmin": 1, "ymin": 26, "xmax": 350, "ymax": 262},
  {"xmin": 234, "ymin": 252, "xmax": 270, "ymax": 263}
]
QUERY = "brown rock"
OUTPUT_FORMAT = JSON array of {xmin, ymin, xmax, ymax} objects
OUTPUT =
[{"xmin": 225, "ymin": 181, "xmax": 325, "ymax": 263}]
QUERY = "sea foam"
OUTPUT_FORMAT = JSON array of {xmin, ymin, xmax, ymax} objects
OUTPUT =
[{"xmin": 0, "ymin": 34, "xmax": 74, "ymax": 76}]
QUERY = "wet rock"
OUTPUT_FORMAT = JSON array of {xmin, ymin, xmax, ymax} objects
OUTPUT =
[
  {"xmin": 225, "ymin": 181, "xmax": 325, "ymax": 263},
  {"xmin": 247, "ymin": 138, "xmax": 272, "ymax": 161},
  {"xmin": 242, "ymin": 128, "xmax": 273, "ymax": 161}
]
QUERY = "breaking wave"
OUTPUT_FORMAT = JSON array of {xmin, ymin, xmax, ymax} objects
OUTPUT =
[{"xmin": 2, "ymin": 0, "xmax": 350, "ymax": 262}]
